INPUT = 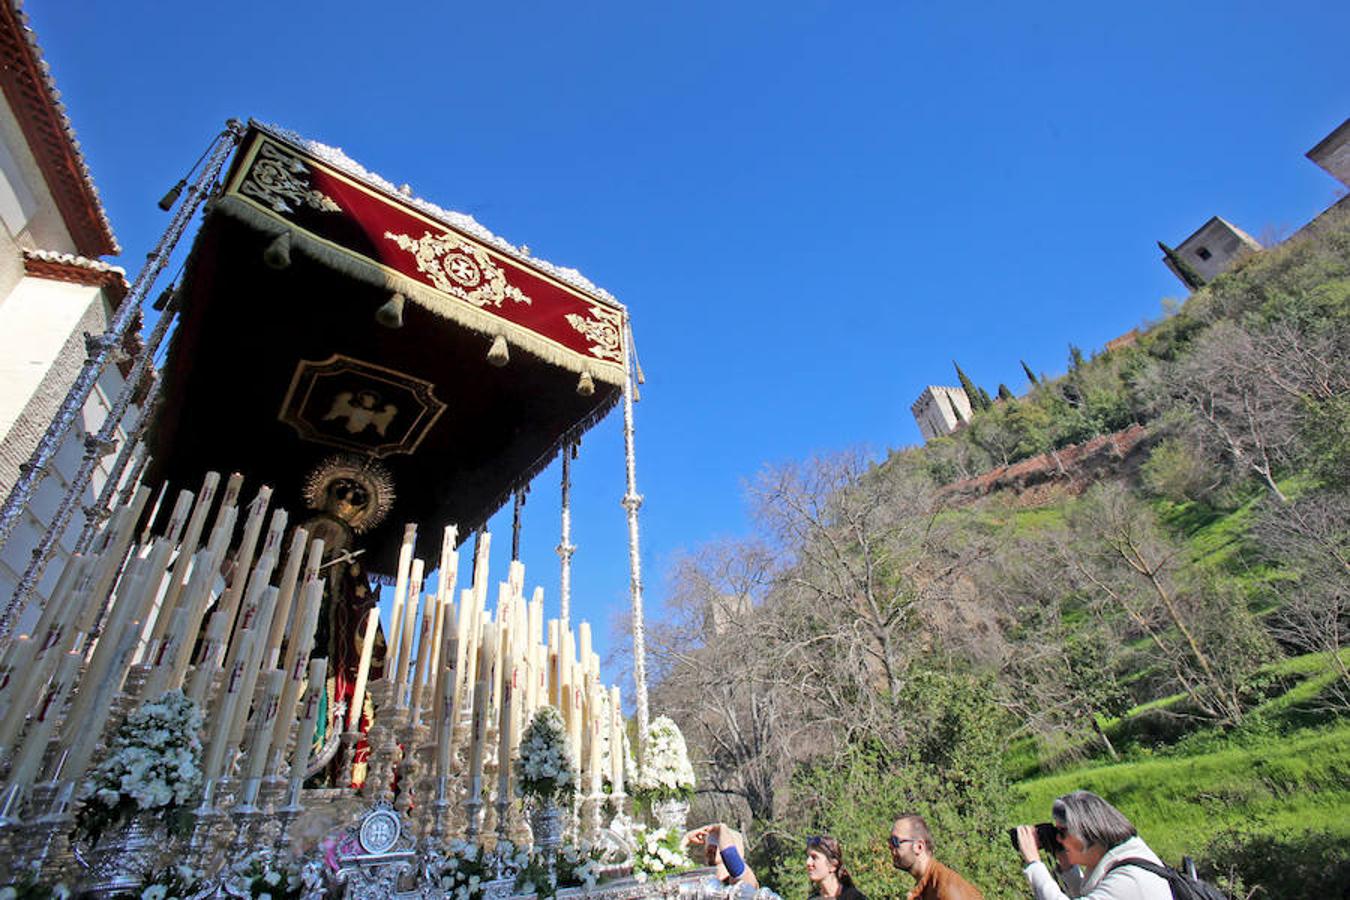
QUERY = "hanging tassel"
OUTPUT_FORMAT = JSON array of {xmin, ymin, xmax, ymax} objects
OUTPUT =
[
  {"xmin": 157, "ymin": 179, "xmax": 186, "ymax": 212},
  {"xmin": 576, "ymin": 371, "xmax": 595, "ymax": 397},
  {"xmin": 375, "ymin": 293, "xmax": 406, "ymax": 329},
  {"xmin": 487, "ymin": 335, "xmax": 510, "ymax": 367},
  {"xmin": 263, "ymin": 231, "xmax": 292, "ymax": 269}
]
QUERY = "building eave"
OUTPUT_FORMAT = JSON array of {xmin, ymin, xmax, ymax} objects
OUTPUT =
[
  {"xmin": 0, "ymin": 1, "xmax": 119, "ymax": 257},
  {"xmin": 22, "ymin": 247, "xmax": 128, "ymax": 305}
]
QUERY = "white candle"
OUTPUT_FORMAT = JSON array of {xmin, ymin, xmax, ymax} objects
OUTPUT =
[
  {"xmin": 396, "ymin": 561, "xmax": 424, "ymax": 704},
  {"xmin": 202, "ymin": 633, "xmax": 254, "ymax": 781},
  {"xmin": 466, "ymin": 679, "xmax": 489, "ymax": 803},
  {"xmin": 150, "ymin": 472, "xmax": 219, "ymax": 647},
  {"xmin": 610, "ymin": 685, "xmax": 624, "ymax": 793},
  {"xmin": 243, "ymin": 670, "xmax": 285, "ymax": 782},
  {"xmin": 288, "ymin": 659, "xmax": 328, "ymax": 799},
  {"xmin": 264, "ymin": 528, "xmax": 309, "ymax": 669},
  {"xmin": 386, "ymin": 524, "xmax": 418, "ymax": 679},
  {"xmin": 4, "ymin": 651, "xmax": 81, "ymax": 792},
  {"xmin": 497, "ymin": 649, "xmax": 516, "ymax": 805},
  {"xmin": 270, "ymin": 576, "xmax": 323, "ymax": 773},
  {"xmin": 434, "ymin": 633, "xmax": 460, "ymax": 781},
  {"xmin": 346, "ymin": 605, "xmax": 380, "ymax": 733}
]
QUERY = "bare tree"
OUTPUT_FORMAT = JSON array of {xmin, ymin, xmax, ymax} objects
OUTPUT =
[
  {"xmin": 648, "ymin": 539, "xmax": 809, "ymax": 824},
  {"xmin": 1164, "ymin": 321, "xmax": 1300, "ymax": 503},
  {"xmin": 1061, "ymin": 483, "xmax": 1268, "ymax": 725},
  {"xmin": 1254, "ymin": 490, "xmax": 1350, "ymax": 710}
]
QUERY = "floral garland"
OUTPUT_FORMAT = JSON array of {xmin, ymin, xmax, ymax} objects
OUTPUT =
[
  {"xmin": 514, "ymin": 706, "xmax": 577, "ymax": 804},
  {"xmin": 631, "ymin": 716, "xmax": 695, "ymax": 805},
  {"xmin": 136, "ymin": 862, "xmax": 206, "ymax": 900},
  {"xmin": 221, "ymin": 852, "xmax": 305, "ymax": 900},
  {"xmin": 514, "ymin": 841, "xmax": 603, "ymax": 899},
  {"xmin": 76, "ymin": 691, "xmax": 203, "ymax": 844},
  {"xmin": 629, "ymin": 825, "xmax": 694, "ymax": 884}
]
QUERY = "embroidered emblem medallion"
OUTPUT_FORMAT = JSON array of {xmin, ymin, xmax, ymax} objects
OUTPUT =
[
  {"xmin": 240, "ymin": 141, "xmax": 343, "ymax": 215},
  {"xmin": 279, "ymin": 355, "xmax": 446, "ymax": 458},
  {"xmin": 565, "ymin": 304, "xmax": 624, "ymax": 361},
  {"xmin": 384, "ymin": 230, "xmax": 533, "ymax": 308}
]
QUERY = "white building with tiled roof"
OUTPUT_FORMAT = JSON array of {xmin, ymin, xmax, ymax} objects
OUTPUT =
[{"xmin": 0, "ymin": 0, "xmax": 141, "ymax": 626}]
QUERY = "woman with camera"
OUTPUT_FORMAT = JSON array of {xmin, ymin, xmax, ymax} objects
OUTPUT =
[
  {"xmin": 805, "ymin": 835, "xmax": 866, "ymax": 900},
  {"xmin": 1014, "ymin": 791, "xmax": 1170, "ymax": 899}
]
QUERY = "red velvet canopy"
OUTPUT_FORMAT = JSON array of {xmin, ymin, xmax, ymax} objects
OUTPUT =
[{"xmin": 148, "ymin": 123, "xmax": 629, "ymax": 571}]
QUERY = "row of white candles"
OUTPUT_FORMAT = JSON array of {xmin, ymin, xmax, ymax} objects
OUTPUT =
[
  {"xmin": 354, "ymin": 523, "xmax": 628, "ymax": 806},
  {"xmin": 0, "ymin": 472, "xmax": 329, "ymax": 807},
  {"xmin": 0, "ymin": 470, "xmax": 629, "ymax": 818}
]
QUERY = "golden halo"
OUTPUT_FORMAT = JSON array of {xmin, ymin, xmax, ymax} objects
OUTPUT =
[{"xmin": 302, "ymin": 453, "xmax": 396, "ymax": 534}]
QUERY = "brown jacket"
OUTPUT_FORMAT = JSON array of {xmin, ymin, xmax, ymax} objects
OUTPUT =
[{"xmin": 906, "ymin": 860, "xmax": 984, "ymax": 900}]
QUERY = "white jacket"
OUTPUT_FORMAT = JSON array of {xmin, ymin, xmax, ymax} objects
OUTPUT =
[{"xmin": 1024, "ymin": 836, "xmax": 1172, "ymax": 900}]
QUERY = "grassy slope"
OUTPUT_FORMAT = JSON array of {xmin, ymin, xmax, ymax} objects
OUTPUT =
[{"xmin": 1005, "ymin": 483, "xmax": 1350, "ymax": 864}]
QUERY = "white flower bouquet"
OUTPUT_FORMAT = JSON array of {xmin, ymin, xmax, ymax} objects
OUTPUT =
[
  {"xmin": 629, "ymin": 825, "xmax": 693, "ymax": 884},
  {"xmin": 76, "ymin": 690, "xmax": 204, "ymax": 843},
  {"xmin": 223, "ymin": 851, "xmax": 302, "ymax": 900},
  {"xmin": 136, "ymin": 862, "xmax": 205, "ymax": 900},
  {"xmin": 514, "ymin": 706, "xmax": 577, "ymax": 805},
  {"xmin": 513, "ymin": 839, "xmax": 603, "ymax": 898},
  {"xmin": 632, "ymin": 716, "xmax": 695, "ymax": 805},
  {"xmin": 438, "ymin": 839, "xmax": 502, "ymax": 900}
]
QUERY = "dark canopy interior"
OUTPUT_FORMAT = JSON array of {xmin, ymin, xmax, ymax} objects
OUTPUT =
[{"xmin": 147, "ymin": 211, "xmax": 620, "ymax": 572}]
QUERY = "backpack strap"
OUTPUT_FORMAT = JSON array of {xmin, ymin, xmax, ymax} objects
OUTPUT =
[{"xmin": 1106, "ymin": 857, "xmax": 1172, "ymax": 879}]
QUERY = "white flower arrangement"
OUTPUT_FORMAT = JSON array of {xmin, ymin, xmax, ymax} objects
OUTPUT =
[
  {"xmin": 632, "ymin": 716, "xmax": 695, "ymax": 804},
  {"xmin": 438, "ymin": 839, "xmax": 511, "ymax": 900},
  {"xmin": 77, "ymin": 691, "xmax": 203, "ymax": 843},
  {"xmin": 514, "ymin": 706, "xmax": 577, "ymax": 804},
  {"xmin": 223, "ymin": 851, "xmax": 302, "ymax": 899},
  {"xmin": 136, "ymin": 862, "xmax": 205, "ymax": 900},
  {"xmin": 514, "ymin": 840, "xmax": 603, "ymax": 898},
  {"xmin": 629, "ymin": 825, "xmax": 693, "ymax": 884}
]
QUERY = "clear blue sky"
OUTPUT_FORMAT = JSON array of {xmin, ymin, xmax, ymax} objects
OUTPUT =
[{"xmin": 34, "ymin": 2, "xmax": 1349, "ymax": 666}]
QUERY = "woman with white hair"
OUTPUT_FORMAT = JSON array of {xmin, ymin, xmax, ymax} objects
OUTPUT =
[{"xmin": 1014, "ymin": 791, "xmax": 1170, "ymax": 899}]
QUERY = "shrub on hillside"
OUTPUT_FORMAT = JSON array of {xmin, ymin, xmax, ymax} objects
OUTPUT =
[{"xmin": 1200, "ymin": 823, "xmax": 1350, "ymax": 899}]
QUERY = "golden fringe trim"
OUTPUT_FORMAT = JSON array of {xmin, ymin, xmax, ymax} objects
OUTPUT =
[{"xmin": 213, "ymin": 197, "xmax": 625, "ymax": 387}]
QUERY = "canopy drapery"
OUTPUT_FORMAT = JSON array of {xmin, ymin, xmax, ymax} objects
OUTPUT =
[{"xmin": 148, "ymin": 122, "xmax": 629, "ymax": 571}]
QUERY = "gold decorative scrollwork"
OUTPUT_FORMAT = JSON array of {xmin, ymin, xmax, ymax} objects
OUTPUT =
[
  {"xmin": 383, "ymin": 230, "xmax": 532, "ymax": 308},
  {"xmin": 240, "ymin": 141, "xmax": 343, "ymax": 215},
  {"xmin": 565, "ymin": 304, "xmax": 624, "ymax": 361}
]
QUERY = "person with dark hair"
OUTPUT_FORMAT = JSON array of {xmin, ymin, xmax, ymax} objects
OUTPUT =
[
  {"xmin": 806, "ymin": 835, "xmax": 866, "ymax": 900},
  {"xmin": 1014, "ymin": 790, "xmax": 1170, "ymax": 899},
  {"xmin": 889, "ymin": 814, "xmax": 984, "ymax": 900}
]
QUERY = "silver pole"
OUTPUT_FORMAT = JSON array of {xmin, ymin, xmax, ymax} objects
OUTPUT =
[
  {"xmin": 0, "ymin": 120, "xmax": 244, "ymax": 639},
  {"xmin": 557, "ymin": 443, "xmax": 575, "ymax": 624},
  {"xmin": 619, "ymin": 319, "xmax": 650, "ymax": 755},
  {"xmin": 4, "ymin": 290, "xmax": 180, "ymax": 621},
  {"xmin": 73, "ymin": 374, "xmax": 160, "ymax": 555}
]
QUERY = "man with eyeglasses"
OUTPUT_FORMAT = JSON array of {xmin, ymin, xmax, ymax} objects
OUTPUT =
[{"xmin": 889, "ymin": 814, "xmax": 984, "ymax": 900}]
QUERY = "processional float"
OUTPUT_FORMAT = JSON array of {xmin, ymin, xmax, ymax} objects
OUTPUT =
[{"xmin": 0, "ymin": 121, "xmax": 747, "ymax": 900}]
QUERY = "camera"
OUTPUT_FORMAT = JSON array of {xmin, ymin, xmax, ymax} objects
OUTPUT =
[{"xmin": 1007, "ymin": 823, "xmax": 1063, "ymax": 855}]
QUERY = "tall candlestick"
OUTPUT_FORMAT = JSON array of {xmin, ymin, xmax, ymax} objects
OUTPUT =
[
  {"xmin": 226, "ymin": 585, "xmax": 279, "ymax": 749},
  {"xmin": 207, "ymin": 486, "xmax": 273, "ymax": 666},
  {"xmin": 610, "ymin": 685, "xmax": 624, "ymax": 793},
  {"xmin": 434, "ymin": 634, "xmax": 460, "ymax": 781},
  {"xmin": 202, "ymin": 634, "xmax": 254, "ymax": 781},
  {"xmin": 396, "ymin": 560, "xmax": 424, "ymax": 704},
  {"xmin": 466, "ymin": 679, "xmax": 489, "ymax": 804},
  {"xmin": 2, "ymin": 651, "xmax": 80, "ymax": 792},
  {"xmin": 386, "ymin": 524, "xmax": 418, "ymax": 680},
  {"xmin": 59, "ymin": 620, "xmax": 141, "ymax": 784},
  {"xmin": 264, "ymin": 528, "xmax": 309, "ymax": 669},
  {"xmin": 271, "ymin": 574, "xmax": 322, "ymax": 770},
  {"xmin": 243, "ymin": 670, "xmax": 285, "ymax": 782},
  {"xmin": 346, "ymin": 605, "xmax": 380, "ymax": 733},
  {"xmin": 410, "ymin": 593, "xmax": 435, "ymax": 719},
  {"xmin": 149, "ymin": 472, "xmax": 219, "ymax": 647},
  {"xmin": 497, "ymin": 650, "xmax": 516, "ymax": 807},
  {"xmin": 288, "ymin": 659, "xmax": 327, "ymax": 800}
]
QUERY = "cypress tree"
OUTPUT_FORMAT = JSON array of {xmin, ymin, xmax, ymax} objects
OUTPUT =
[
  {"xmin": 953, "ymin": 361, "xmax": 989, "ymax": 412},
  {"xmin": 1158, "ymin": 240, "xmax": 1207, "ymax": 291},
  {"xmin": 1069, "ymin": 344, "xmax": 1085, "ymax": 370},
  {"xmin": 1021, "ymin": 360, "xmax": 1038, "ymax": 386},
  {"xmin": 978, "ymin": 386, "xmax": 993, "ymax": 408},
  {"xmin": 998, "ymin": 383, "xmax": 1015, "ymax": 401}
]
